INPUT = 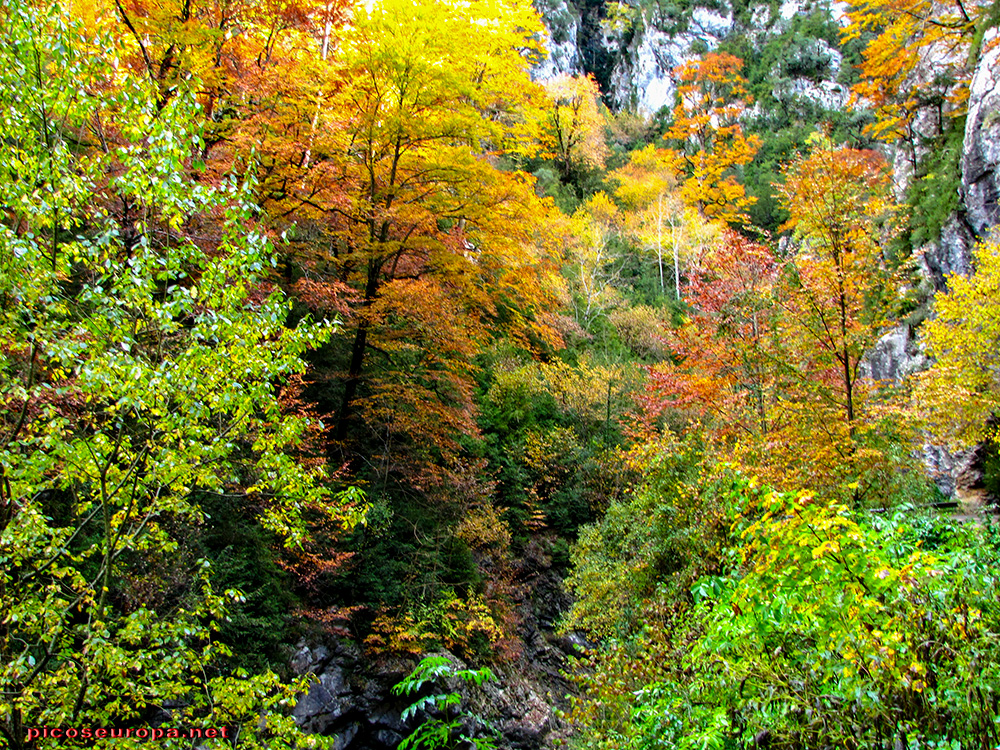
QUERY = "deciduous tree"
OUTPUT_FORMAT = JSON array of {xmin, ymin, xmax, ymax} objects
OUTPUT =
[
  {"xmin": 843, "ymin": 0, "xmax": 997, "ymax": 159},
  {"xmin": 568, "ymin": 192, "xmax": 626, "ymax": 328},
  {"xmin": 537, "ymin": 73, "xmax": 610, "ymax": 183},
  {"xmin": 644, "ymin": 140, "xmax": 916, "ymax": 500},
  {"xmin": 644, "ymin": 231, "xmax": 783, "ymax": 443},
  {"xmin": 613, "ymin": 145, "xmax": 685, "ymax": 299},
  {"xmin": 916, "ymin": 237, "xmax": 1000, "ymax": 446},
  {"xmin": 772, "ymin": 138, "xmax": 911, "ymax": 497},
  {"xmin": 0, "ymin": 7, "xmax": 353, "ymax": 747},
  {"xmin": 777, "ymin": 138, "xmax": 902, "ymax": 435},
  {"xmin": 612, "ymin": 144, "xmax": 720, "ymax": 300},
  {"xmin": 663, "ymin": 52, "xmax": 761, "ymax": 224},
  {"xmin": 312, "ymin": 0, "xmax": 556, "ymax": 453}
]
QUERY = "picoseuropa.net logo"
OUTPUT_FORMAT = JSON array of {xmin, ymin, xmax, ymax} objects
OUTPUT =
[{"xmin": 26, "ymin": 727, "xmax": 230, "ymax": 742}]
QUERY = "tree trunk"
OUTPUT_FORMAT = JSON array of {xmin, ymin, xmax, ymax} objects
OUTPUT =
[{"xmin": 335, "ymin": 257, "xmax": 383, "ymax": 442}]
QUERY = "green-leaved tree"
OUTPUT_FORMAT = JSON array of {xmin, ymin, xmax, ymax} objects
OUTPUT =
[{"xmin": 0, "ymin": 6, "xmax": 357, "ymax": 747}]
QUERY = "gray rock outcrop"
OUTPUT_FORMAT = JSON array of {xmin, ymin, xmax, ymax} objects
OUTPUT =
[
  {"xmin": 532, "ymin": 0, "xmax": 584, "ymax": 80},
  {"xmin": 291, "ymin": 540, "xmax": 583, "ymax": 749},
  {"xmin": 292, "ymin": 640, "xmax": 412, "ymax": 749},
  {"xmin": 962, "ymin": 28, "xmax": 1000, "ymax": 237},
  {"xmin": 531, "ymin": 0, "xmax": 849, "ymax": 115},
  {"xmin": 919, "ymin": 216, "xmax": 976, "ymax": 291},
  {"xmin": 860, "ymin": 325, "xmax": 928, "ymax": 383}
]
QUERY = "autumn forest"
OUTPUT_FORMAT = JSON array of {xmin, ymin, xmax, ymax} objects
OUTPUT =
[{"xmin": 3, "ymin": 0, "xmax": 1000, "ymax": 747}]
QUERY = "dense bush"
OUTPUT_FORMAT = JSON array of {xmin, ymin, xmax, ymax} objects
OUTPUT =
[{"xmin": 565, "ymin": 476, "xmax": 1000, "ymax": 749}]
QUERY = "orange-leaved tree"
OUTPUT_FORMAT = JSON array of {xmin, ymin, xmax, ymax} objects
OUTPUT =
[
  {"xmin": 643, "ymin": 230, "xmax": 783, "ymax": 443},
  {"xmin": 663, "ymin": 52, "xmax": 761, "ymax": 225},
  {"xmin": 842, "ymin": 0, "xmax": 996, "ymax": 157},
  {"xmin": 773, "ymin": 137, "xmax": 910, "ymax": 499},
  {"xmin": 100, "ymin": 0, "xmax": 563, "ymax": 472},
  {"xmin": 67, "ymin": 0, "xmax": 348, "ymax": 271},
  {"xmin": 643, "ymin": 140, "xmax": 916, "ymax": 501},
  {"xmin": 99, "ymin": 0, "xmax": 345, "ymax": 117}
]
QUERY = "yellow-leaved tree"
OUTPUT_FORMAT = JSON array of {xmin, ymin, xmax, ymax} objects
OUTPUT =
[
  {"xmin": 0, "ymin": 5, "xmax": 362, "ymax": 747},
  {"xmin": 843, "ymin": 0, "xmax": 997, "ymax": 158},
  {"xmin": 568, "ymin": 192, "xmax": 625, "ymax": 328},
  {"xmin": 537, "ymin": 73, "xmax": 610, "ymax": 182},
  {"xmin": 612, "ymin": 144, "xmax": 718, "ymax": 300},
  {"xmin": 916, "ymin": 237, "xmax": 1000, "ymax": 446},
  {"xmin": 317, "ymin": 0, "xmax": 560, "ymax": 453}
]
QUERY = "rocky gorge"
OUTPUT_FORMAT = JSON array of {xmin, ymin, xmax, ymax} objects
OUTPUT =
[{"xmin": 287, "ymin": 2, "xmax": 1000, "ymax": 747}]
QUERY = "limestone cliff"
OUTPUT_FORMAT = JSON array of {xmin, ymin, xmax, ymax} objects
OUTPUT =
[
  {"xmin": 963, "ymin": 29, "xmax": 1000, "ymax": 238},
  {"xmin": 531, "ymin": 0, "xmax": 851, "ymax": 115}
]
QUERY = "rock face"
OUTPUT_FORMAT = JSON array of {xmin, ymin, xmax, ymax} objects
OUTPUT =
[
  {"xmin": 532, "ymin": 0, "xmax": 584, "ymax": 80},
  {"xmin": 962, "ymin": 28, "xmax": 1000, "ymax": 237},
  {"xmin": 292, "ymin": 544, "xmax": 582, "ymax": 749},
  {"xmin": 857, "ymin": 325, "xmax": 982, "ymax": 498},
  {"xmin": 531, "ymin": 0, "xmax": 848, "ymax": 115},
  {"xmin": 292, "ymin": 640, "xmax": 412, "ymax": 750},
  {"xmin": 606, "ymin": 25, "xmax": 690, "ymax": 113},
  {"xmin": 913, "ymin": 31, "xmax": 1000, "ymax": 498},
  {"xmin": 919, "ymin": 216, "xmax": 977, "ymax": 291},
  {"xmin": 923, "ymin": 444, "xmax": 984, "ymax": 499},
  {"xmin": 860, "ymin": 325, "xmax": 928, "ymax": 383}
]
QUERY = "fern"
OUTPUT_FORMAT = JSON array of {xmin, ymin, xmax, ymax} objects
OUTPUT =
[
  {"xmin": 392, "ymin": 656, "xmax": 455, "ymax": 697},
  {"xmin": 392, "ymin": 656, "xmax": 499, "ymax": 750}
]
